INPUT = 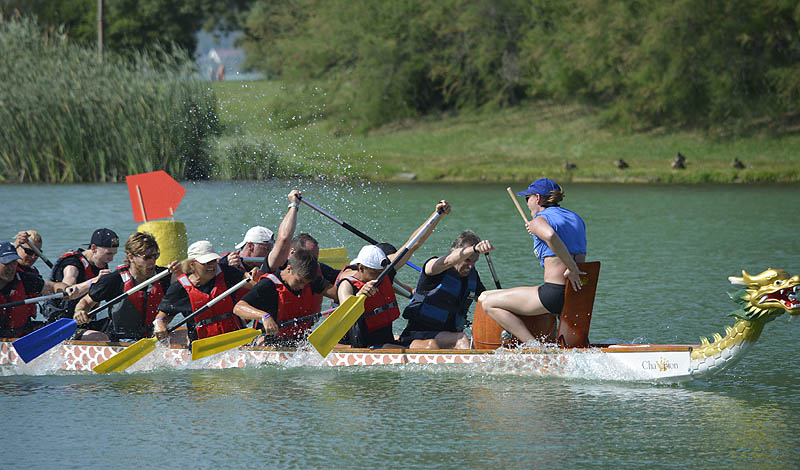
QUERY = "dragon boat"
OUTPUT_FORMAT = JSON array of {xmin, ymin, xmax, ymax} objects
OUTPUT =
[{"xmin": 1, "ymin": 266, "xmax": 797, "ymax": 382}]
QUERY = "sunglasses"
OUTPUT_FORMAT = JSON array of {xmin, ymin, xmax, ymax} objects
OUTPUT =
[
  {"xmin": 138, "ymin": 252, "xmax": 160, "ymax": 261},
  {"xmin": 22, "ymin": 247, "xmax": 38, "ymax": 256}
]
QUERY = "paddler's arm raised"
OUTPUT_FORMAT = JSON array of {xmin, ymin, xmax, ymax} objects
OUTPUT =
[
  {"xmin": 267, "ymin": 189, "xmax": 302, "ymax": 273},
  {"xmin": 425, "ymin": 239, "xmax": 494, "ymax": 276},
  {"xmin": 387, "ymin": 200, "xmax": 450, "ymax": 269}
]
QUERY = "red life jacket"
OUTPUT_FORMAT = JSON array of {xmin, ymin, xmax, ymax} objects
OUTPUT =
[
  {"xmin": 178, "ymin": 270, "xmax": 241, "ymax": 339},
  {"xmin": 260, "ymin": 272, "xmax": 323, "ymax": 339},
  {"xmin": 58, "ymin": 250, "xmax": 94, "ymax": 281},
  {"xmin": 117, "ymin": 265, "xmax": 165, "ymax": 325},
  {"xmin": 335, "ymin": 268, "xmax": 399, "ymax": 333},
  {"xmin": 1, "ymin": 271, "xmax": 36, "ymax": 333}
]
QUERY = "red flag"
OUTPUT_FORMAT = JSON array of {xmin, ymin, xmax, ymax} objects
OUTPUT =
[{"xmin": 125, "ymin": 171, "xmax": 186, "ymax": 222}]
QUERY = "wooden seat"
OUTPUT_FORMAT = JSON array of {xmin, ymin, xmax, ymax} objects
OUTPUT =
[
  {"xmin": 556, "ymin": 261, "xmax": 600, "ymax": 348},
  {"xmin": 472, "ymin": 301, "xmax": 557, "ymax": 350},
  {"xmin": 470, "ymin": 261, "xmax": 600, "ymax": 350}
]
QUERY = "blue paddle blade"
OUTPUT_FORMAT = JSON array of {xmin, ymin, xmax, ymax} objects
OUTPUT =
[{"xmin": 12, "ymin": 318, "xmax": 78, "ymax": 363}]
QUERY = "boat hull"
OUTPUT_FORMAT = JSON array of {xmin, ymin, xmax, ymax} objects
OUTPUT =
[{"xmin": 0, "ymin": 339, "xmax": 703, "ymax": 382}]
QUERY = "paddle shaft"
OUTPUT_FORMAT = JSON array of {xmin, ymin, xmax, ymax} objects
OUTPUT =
[
  {"xmin": 373, "ymin": 209, "xmax": 443, "ymax": 287},
  {"xmin": 300, "ymin": 198, "xmax": 379, "ymax": 244},
  {"xmin": 300, "ymin": 197, "xmax": 422, "ymax": 273},
  {"xmin": 165, "ymin": 278, "xmax": 249, "ymax": 333},
  {"xmin": 277, "ymin": 307, "xmax": 336, "ymax": 328},
  {"xmin": 26, "ymin": 242, "xmax": 54, "ymax": 269},
  {"xmin": 84, "ymin": 268, "xmax": 171, "ymax": 319},
  {"xmin": 485, "ymin": 253, "xmax": 502, "ymax": 289},
  {"xmin": 507, "ymin": 187, "xmax": 530, "ymax": 223},
  {"xmin": 0, "ymin": 292, "xmax": 65, "ymax": 309}
]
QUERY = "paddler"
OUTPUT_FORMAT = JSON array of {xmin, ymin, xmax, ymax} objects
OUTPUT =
[
  {"xmin": 222, "ymin": 190, "xmax": 303, "ymax": 274},
  {"xmin": 13, "ymin": 230, "xmax": 43, "ymax": 275},
  {"xmin": 41, "ymin": 228, "xmax": 118, "ymax": 322},
  {"xmin": 0, "ymin": 241, "xmax": 79, "ymax": 337},
  {"xmin": 219, "ymin": 225, "xmax": 274, "ymax": 271},
  {"xmin": 398, "ymin": 230, "xmax": 494, "ymax": 349},
  {"xmin": 335, "ymin": 200, "xmax": 450, "ymax": 349},
  {"xmin": 233, "ymin": 249, "xmax": 334, "ymax": 346},
  {"xmin": 481, "ymin": 178, "xmax": 586, "ymax": 342},
  {"xmin": 152, "ymin": 240, "xmax": 261, "ymax": 343},
  {"xmin": 71, "ymin": 232, "xmax": 182, "ymax": 342}
]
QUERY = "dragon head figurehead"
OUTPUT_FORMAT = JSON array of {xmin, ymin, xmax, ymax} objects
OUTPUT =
[{"xmin": 728, "ymin": 268, "xmax": 800, "ymax": 322}]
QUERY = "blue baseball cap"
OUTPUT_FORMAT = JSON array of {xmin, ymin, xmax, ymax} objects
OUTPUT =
[
  {"xmin": 517, "ymin": 178, "xmax": 562, "ymax": 197},
  {"xmin": 0, "ymin": 241, "xmax": 21, "ymax": 264}
]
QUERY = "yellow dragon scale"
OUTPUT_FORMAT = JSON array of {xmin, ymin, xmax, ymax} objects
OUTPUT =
[{"xmin": 691, "ymin": 268, "xmax": 799, "ymax": 363}]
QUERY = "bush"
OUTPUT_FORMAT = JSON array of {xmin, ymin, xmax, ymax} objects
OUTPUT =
[{"xmin": 0, "ymin": 16, "xmax": 219, "ymax": 183}]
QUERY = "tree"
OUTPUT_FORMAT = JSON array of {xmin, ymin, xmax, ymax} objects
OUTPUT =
[{"xmin": 0, "ymin": 0, "xmax": 255, "ymax": 55}]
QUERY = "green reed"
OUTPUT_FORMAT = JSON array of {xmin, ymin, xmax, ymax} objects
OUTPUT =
[{"xmin": 0, "ymin": 16, "xmax": 219, "ymax": 183}]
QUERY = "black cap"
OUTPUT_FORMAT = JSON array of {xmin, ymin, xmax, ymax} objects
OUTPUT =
[
  {"xmin": 376, "ymin": 242, "xmax": 397, "ymax": 256},
  {"xmin": 89, "ymin": 228, "xmax": 119, "ymax": 248}
]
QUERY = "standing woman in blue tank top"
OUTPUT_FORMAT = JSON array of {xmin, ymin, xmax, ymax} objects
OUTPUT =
[{"xmin": 481, "ymin": 178, "xmax": 587, "ymax": 343}]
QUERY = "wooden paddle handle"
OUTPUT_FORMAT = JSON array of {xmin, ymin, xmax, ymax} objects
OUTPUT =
[{"xmin": 507, "ymin": 187, "xmax": 529, "ymax": 223}]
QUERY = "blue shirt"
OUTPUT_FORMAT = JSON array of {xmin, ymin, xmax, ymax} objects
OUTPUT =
[{"xmin": 531, "ymin": 206, "xmax": 587, "ymax": 266}]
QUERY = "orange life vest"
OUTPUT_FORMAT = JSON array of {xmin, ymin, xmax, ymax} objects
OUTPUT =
[
  {"xmin": 56, "ymin": 250, "xmax": 94, "ymax": 281},
  {"xmin": 335, "ymin": 268, "xmax": 399, "ymax": 333},
  {"xmin": 178, "ymin": 270, "xmax": 241, "ymax": 339},
  {"xmin": 1, "ymin": 271, "xmax": 36, "ymax": 333},
  {"xmin": 261, "ymin": 272, "xmax": 323, "ymax": 339},
  {"xmin": 117, "ymin": 265, "xmax": 165, "ymax": 326}
]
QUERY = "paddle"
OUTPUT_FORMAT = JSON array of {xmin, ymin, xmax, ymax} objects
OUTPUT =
[
  {"xmin": 485, "ymin": 253, "xmax": 502, "ymax": 289},
  {"xmin": 190, "ymin": 306, "xmax": 338, "ymax": 360},
  {"xmin": 507, "ymin": 186, "xmax": 530, "ymax": 223},
  {"xmin": 300, "ymin": 196, "xmax": 422, "ymax": 273},
  {"xmin": 308, "ymin": 209, "xmax": 443, "ymax": 357},
  {"xmin": 12, "ymin": 268, "xmax": 171, "ymax": 364},
  {"xmin": 0, "ymin": 292, "xmax": 65, "ymax": 310},
  {"xmin": 93, "ymin": 278, "xmax": 250, "ymax": 373},
  {"xmin": 26, "ymin": 242, "xmax": 54, "ymax": 269}
]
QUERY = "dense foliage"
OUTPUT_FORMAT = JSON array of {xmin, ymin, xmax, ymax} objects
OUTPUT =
[
  {"xmin": 0, "ymin": 17, "xmax": 220, "ymax": 183},
  {"xmin": 0, "ymin": 0, "xmax": 253, "ymax": 55},
  {"xmin": 239, "ymin": 0, "xmax": 800, "ymax": 130}
]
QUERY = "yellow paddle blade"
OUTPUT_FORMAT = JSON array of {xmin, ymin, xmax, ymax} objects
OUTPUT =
[
  {"xmin": 93, "ymin": 337, "xmax": 158, "ymax": 374},
  {"xmin": 308, "ymin": 294, "xmax": 366, "ymax": 357},
  {"xmin": 319, "ymin": 246, "xmax": 349, "ymax": 270},
  {"xmin": 191, "ymin": 328, "xmax": 261, "ymax": 361}
]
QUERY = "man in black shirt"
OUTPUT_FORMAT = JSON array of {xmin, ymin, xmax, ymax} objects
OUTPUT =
[
  {"xmin": 72, "ymin": 232, "xmax": 179, "ymax": 342},
  {"xmin": 234, "ymin": 249, "xmax": 334, "ymax": 346}
]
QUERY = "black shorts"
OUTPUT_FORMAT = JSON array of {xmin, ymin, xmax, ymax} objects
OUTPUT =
[
  {"xmin": 396, "ymin": 329, "xmax": 439, "ymax": 347},
  {"xmin": 342, "ymin": 322, "xmax": 396, "ymax": 348},
  {"xmin": 539, "ymin": 282, "xmax": 565, "ymax": 315}
]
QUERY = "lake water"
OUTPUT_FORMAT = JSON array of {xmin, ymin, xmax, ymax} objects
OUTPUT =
[{"xmin": 1, "ymin": 181, "xmax": 798, "ymax": 469}]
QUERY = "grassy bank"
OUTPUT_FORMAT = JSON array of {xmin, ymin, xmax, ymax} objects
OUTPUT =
[{"xmin": 212, "ymin": 80, "xmax": 800, "ymax": 184}]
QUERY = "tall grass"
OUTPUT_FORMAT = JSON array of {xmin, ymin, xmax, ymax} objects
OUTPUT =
[{"xmin": 0, "ymin": 16, "xmax": 219, "ymax": 183}]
